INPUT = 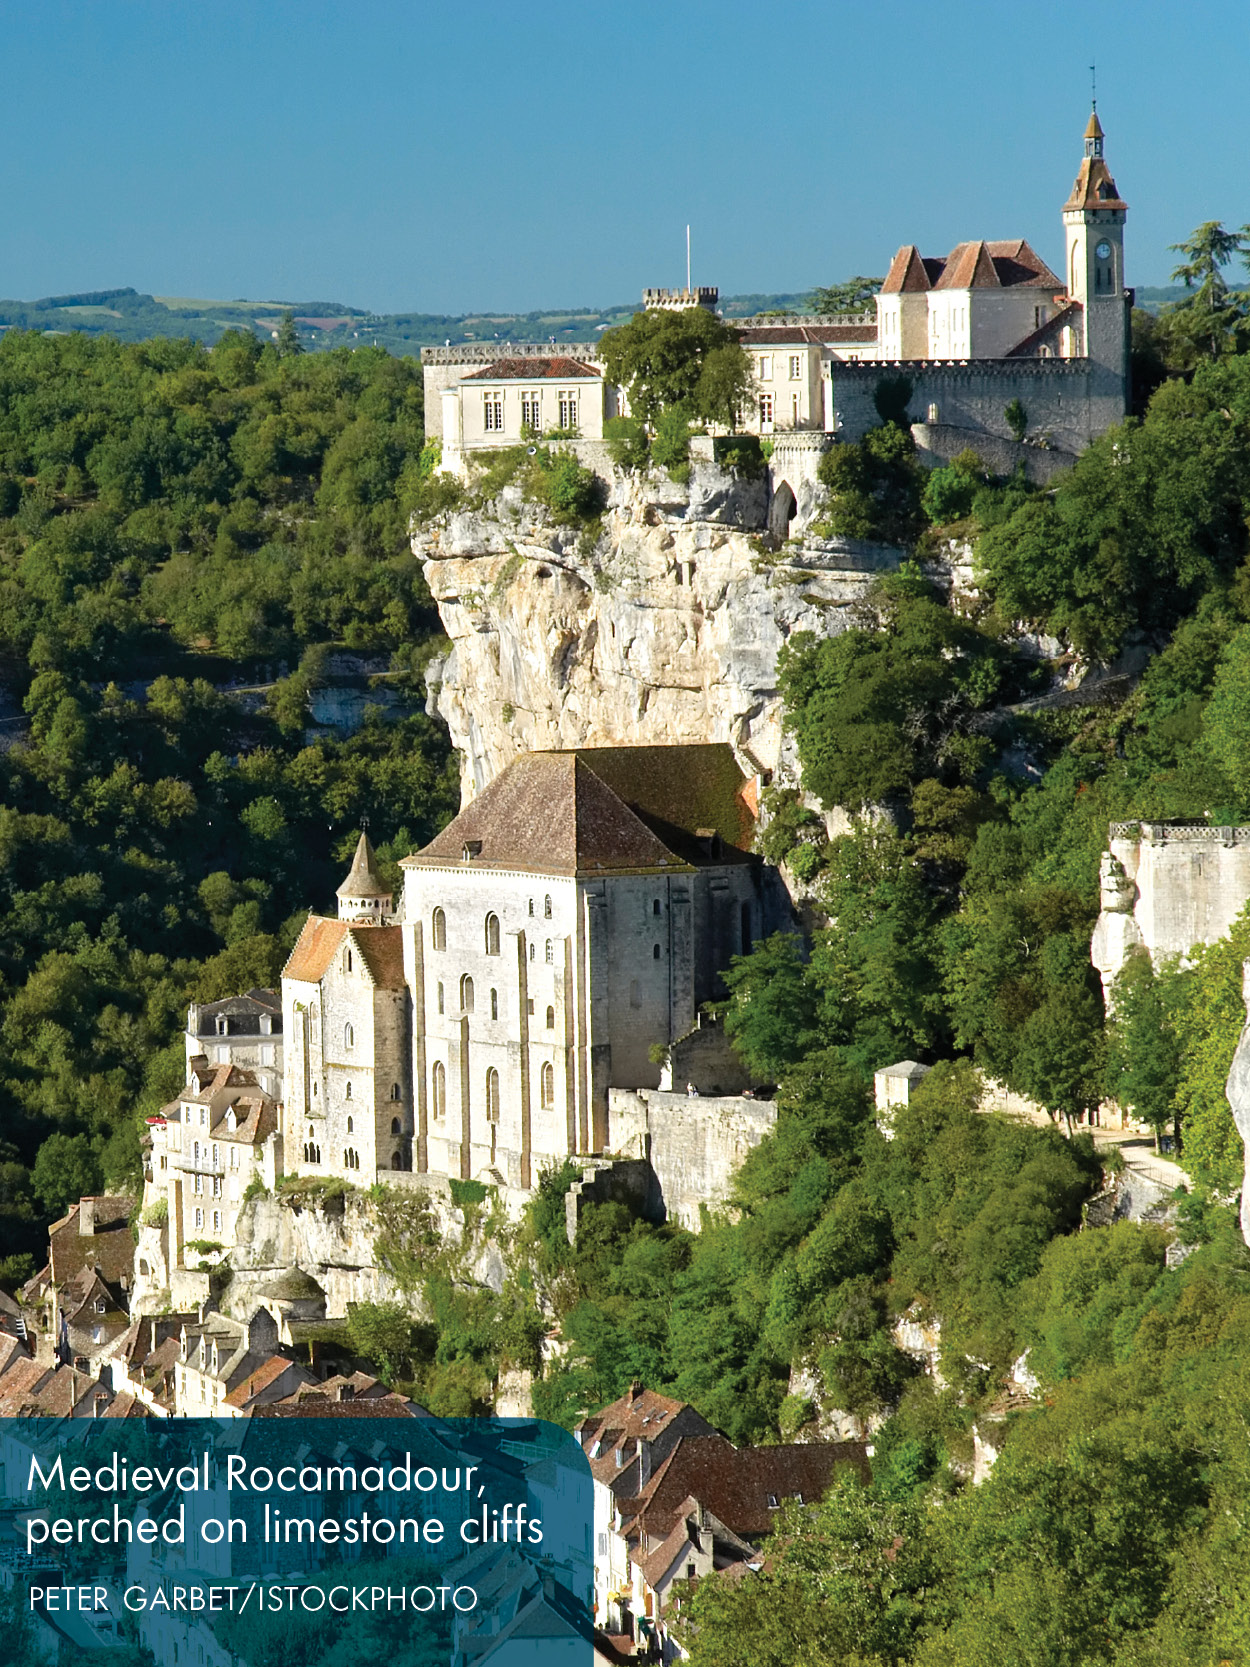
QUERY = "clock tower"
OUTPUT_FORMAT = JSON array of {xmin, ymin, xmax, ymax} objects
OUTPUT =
[{"xmin": 1062, "ymin": 107, "xmax": 1129, "ymax": 377}]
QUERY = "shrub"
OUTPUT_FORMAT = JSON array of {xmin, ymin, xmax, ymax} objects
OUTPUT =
[
  {"xmin": 604, "ymin": 416, "xmax": 649, "ymax": 471},
  {"xmin": 652, "ymin": 407, "xmax": 693, "ymax": 473},
  {"xmin": 524, "ymin": 449, "xmax": 605, "ymax": 523},
  {"xmin": 1005, "ymin": 398, "xmax": 1028, "ymax": 442}
]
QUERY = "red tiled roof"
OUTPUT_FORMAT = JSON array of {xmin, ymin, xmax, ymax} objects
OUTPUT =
[
  {"xmin": 736, "ymin": 324, "xmax": 876, "ymax": 344},
  {"xmin": 462, "ymin": 357, "xmax": 600, "ymax": 381},
  {"xmin": 224, "ymin": 1354, "xmax": 301, "ymax": 1408},
  {"xmin": 881, "ymin": 245, "xmax": 938, "ymax": 295},
  {"xmin": 283, "ymin": 918, "xmax": 404, "ymax": 988},
  {"xmin": 627, "ymin": 1436, "xmax": 870, "ymax": 1541}
]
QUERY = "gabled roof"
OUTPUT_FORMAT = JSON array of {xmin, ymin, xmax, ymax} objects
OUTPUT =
[
  {"xmin": 881, "ymin": 245, "xmax": 944, "ymax": 294},
  {"xmin": 283, "ymin": 918, "xmax": 405, "ymax": 988},
  {"xmin": 885, "ymin": 238, "xmax": 1061, "ymax": 295},
  {"xmin": 337, "ymin": 832, "xmax": 392, "ymax": 901},
  {"xmin": 192, "ymin": 989, "xmax": 280, "ymax": 1022},
  {"xmin": 462, "ymin": 357, "xmax": 600, "ymax": 381},
  {"xmin": 49, "ymin": 1198, "xmax": 137, "ymax": 1288},
  {"xmin": 405, "ymin": 754, "xmax": 695, "ymax": 878},
  {"xmin": 1006, "ymin": 299, "xmax": 1084, "ymax": 359}
]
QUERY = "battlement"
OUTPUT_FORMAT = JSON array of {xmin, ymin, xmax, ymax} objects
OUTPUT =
[
  {"xmin": 1109, "ymin": 821, "xmax": 1250, "ymax": 845},
  {"xmin": 826, "ymin": 356, "xmax": 1094, "ymax": 381},
  {"xmin": 421, "ymin": 341, "xmax": 600, "ymax": 366},
  {"xmin": 643, "ymin": 286, "xmax": 719, "ymax": 311},
  {"xmin": 736, "ymin": 312, "xmax": 876, "ymax": 330}
]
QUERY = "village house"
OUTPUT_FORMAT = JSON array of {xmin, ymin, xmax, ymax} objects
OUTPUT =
[
  {"xmin": 21, "ymin": 1195, "xmax": 136, "ymax": 1371},
  {"xmin": 184, "ymin": 987, "xmax": 282, "ymax": 1099}
]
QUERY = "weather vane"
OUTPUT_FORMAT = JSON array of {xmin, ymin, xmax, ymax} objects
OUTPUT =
[{"xmin": 1090, "ymin": 63, "xmax": 1097, "ymax": 109}]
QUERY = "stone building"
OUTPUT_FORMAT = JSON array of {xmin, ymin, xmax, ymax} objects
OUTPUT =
[
  {"xmin": 425, "ymin": 109, "xmax": 1130, "ymax": 469},
  {"xmin": 21, "ymin": 1195, "xmax": 136, "ymax": 1370},
  {"xmin": 184, "ymin": 988, "xmax": 282, "ymax": 1099},
  {"xmin": 1092, "ymin": 822, "xmax": 1250, "ymax": 1006},
  {"xmin": 147, "ymin": 1062, "xmax": 284, "ymax": 1273},
  {"xmin": 282, "ymin": 833, "xmax": 414, "ymax": 1183}
]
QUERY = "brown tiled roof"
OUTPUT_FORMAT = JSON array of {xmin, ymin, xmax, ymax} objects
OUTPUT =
[
  {"xmin": 736, "ymin": 324, "xmax": 876, "ymax": 344},
  {"xmin": 254, "ymin": 1394, "xmax": 427, "ymax": 1418},
  {"xmin": 628, "ymin": 1436, "xmax": 870, "ymax": 1541},
  {"xmin": 936, "ymin": 240, "xmax": 1001, "ymax": 290},
  {"xmin": 406, "ymin": 754, "xmax": 693, "ymax": 878},
  {"xmin": 579, "ymin": 1386, "xmax": 690, "ymax": 1448},
  {"xmin": 881, "ymin": 245, "xmax": 940, "ymax": 295},
  {"xmin": 283, "ymin": 917, "xmax": 404, "ymax": 988},
  {"xmin": 982, "ymin": 239, "xmax": 1062, "ymax": 289},
  {"xmin": 462, "ymin": 357, "xmax": 600, "ymax": 381},
  {"xmin": 337, "ymin": 832, "xmax": 391, "ymax": 900},
  {"xmin": 569, "ymin": 745, "xmax": 756, "ymax": 861},
  {"xmin": 224, "ymin": 1354, "xmax": 304, "ymax": 1408},
  {"xmin": 1064, "ymin": 157, "xmax": 1128, "ymax": 213},
  {"xmin": 49, "ymin": 1198, "xmax": 137, "ymax": 1288},
  {"xmin": 102, "ymin": 1390, "xmax": 147, "ymax": 1418}
]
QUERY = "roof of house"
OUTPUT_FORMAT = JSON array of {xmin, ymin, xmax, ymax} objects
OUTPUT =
[
  {"xmin": 224, "ymin": 1354, "xmax": 309, "ymax": 1409},
  {"xmin": 882, "ymin": 239, "xmax": 1061, "ymax": 295},
  {"xmin": 48, "ymin": 1198, "xmax": 137, "ymax": 1288},
  {"xmin": 336, "ymin": 832, "xmax": 392, "ymax": 901},
  {"xmin": 254, "ymin": 1394, "xmax": 428, "ymax": 1419},
  {"xmin": 1006, "ymin": 299, "xmax": 1084, "ymax": 359},
  {"xmin": 405, "ymin": 746, "xmax": 757, "ymax": 879},
  {"xmin": 463, "ymin": 357, "xmax": 600, "ymax": 382},
  {"xmin": 736, "ymin": 324, "xmax": 877, "ymax": 345},
  {"xmin": 189, "ymin": 989, "xmax": 280, "ymax": 1026},
  {"xmin": 625, "ymin": 1436, "xmax": 870, "ymax": 1542},
  {"xmin": 283, "ymin": 918, "xmax": 405, "ymax": 988}
]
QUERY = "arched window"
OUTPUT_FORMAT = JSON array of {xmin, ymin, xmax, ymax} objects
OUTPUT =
[
  {"xmin": 345, "ymin": 1081, "xmax": 352, "ymax": 1100},
  {"xmin": 391, "ymin": 1082, "xmax": 401, "ymax": 1100},
  {"xmin": 392, "ymin": 1151, "xmax": 403, "ymax": 1170},
  {"xmin": 193, "ymin": 1142, "xmax": 200, "ymax": 1164},
  {"xmin": 545, "ymin": 940, "xmax": 554, "ymax": 964},
  {"xmin": 391, "ymin": 1117, "xmax": 401, "ymax": 1135},
  {"xmin": 307, "ymin": 1124, "xmax": 314, "ymax": 1138},
  {"xmin": 211, "ymin": 1144, "xmax": 218, "ymax": 1166},
  {"xmin": 437, "ymin": 981, "xmax": 444, "ymax": 1015},
  {"xmin": 345, "ymin": 1022, "xmax": 354, "ymax": 1049},
  {"xmin": 490, "ymin": 988, "xmax": 498, "ymax": 1020},
  {"xmin": 346, "ymin": 1116, "xmax": 354, "ymax": 1134},
  {"xmin": 309, "ymin": 1002, "xmax": 318, "ymax": 1026},
  {"xmin": 432, "ymin": 908, "xmax": 446, "ymax": 951},
  {"xmin": 485, "ymin": 913, "xmax": 500, "ymax": 955},
  {"xmin": 486, "ymin": 1068, "xmax": 500, "ymax": 1124},
  {"xmin": 345, "ymin": 948, "xmax": 353, "ymax": 973},
  {"xmin": 541, "ymin": 1062, "xmax": 555, "ymax": 1108},
  {"xmin": 461, "ymin": 974, "xmax": 475, "ymax": 1013},
  {"xmin": 528, "ymin": 899, "xmax": 535, "ymax": 917},
  {"xmin": 432, "ymin": 1061, "xmax": 446, "ymax": 1121},
  {"xmin": 529, "ymin": 943, "xmax": 535, "ymax": 961},
  {"xmin": 653, "ymin": 943, "xmax": 661, "ymax": 960},
  {"xmin": 544, "ymin": 894, "xmax": 552, "ymax": 919},
  {"xmin": 546, "ymin": 1005, "xmax": 555, "ymax": 1029}
]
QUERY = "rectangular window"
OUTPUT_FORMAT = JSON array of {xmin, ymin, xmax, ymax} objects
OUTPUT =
[
  {"xmin": 212, "ymin": 1177, "xmax": 222, "ymax": 1198},
  {"xmin": 521, "ymin": 391, "xmax": 541, "ymax": 430},
  {"xmin": 759, "ymin": 392, "xmax": 774, "ymax": 424},
  {"xmin": 788, "ymin": 354, "xmax": 802, "ymax": 379},
  {"xmin": 194, "ymin": 1208, "xmax": 203, "ymax": 1230},
  {"xmin": 194, "ymin": 1174, "xmax": 203, "ymax": 1196},
  {"xmin": 792, "ymin": 392, "xmax": 802, "ymax": 424},
  {"xmin": 212, "ymin": 1211, "xmax": 222, "ymax": 1233},
  {"xmin": 758, "ymin": 355, "xmax": 772, "ymax": 381},
  {"xmin": 558, "ymin": 393, "xmax": 578, "ymax": 430},
  {"xmin": 483, "ymin": 392, "xmax": 504, "ymax": 432}
]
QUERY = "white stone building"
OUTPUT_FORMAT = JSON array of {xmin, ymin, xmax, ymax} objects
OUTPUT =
[
  {"xmin": 281, "ymin": 747, "xmax": 776, "ymax": 1192},
  {"xmin": 184, "ymin": 988, "xmax": 282, "ymax": 1099}
]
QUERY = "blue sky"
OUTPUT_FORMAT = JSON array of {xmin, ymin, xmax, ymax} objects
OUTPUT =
[{"xmin": 0, "ymin": 0, "xmax": 1245, "ymax": 314}]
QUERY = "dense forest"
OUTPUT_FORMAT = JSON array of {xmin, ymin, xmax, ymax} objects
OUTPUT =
[{"xmin": 0, "ymin": 326, "xmax": 456, "ymax": 1278}]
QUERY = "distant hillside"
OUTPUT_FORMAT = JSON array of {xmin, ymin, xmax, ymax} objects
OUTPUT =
[
  {"xmin": 0, "ymin": 286, "xmax": 834, "ymax": 357},
  {"xmin": 0, "ymin": 283, "xmax": 1191, "ymax": 356}
]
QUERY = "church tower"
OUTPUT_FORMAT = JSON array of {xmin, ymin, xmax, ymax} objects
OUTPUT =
[
  {"xmin": 336, "ymin": 831, "xmax": 394, "ymax": 925},
  {"xmin": 1062, "ymin": 106, "xmax": 1129, "ymax": 379}
]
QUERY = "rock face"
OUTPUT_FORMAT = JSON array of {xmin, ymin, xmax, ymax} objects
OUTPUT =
[
  {"xmin": 1223, "ymin": 958, "xmax": 1250, "ymax": 1247},
  {"xmin": 414, "ymin": 463, "xmax": 903, "ymax": 801}
]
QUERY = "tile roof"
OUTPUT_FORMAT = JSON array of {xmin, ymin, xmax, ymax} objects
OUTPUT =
[
  {"xmin": 192, "ymin": 989, "xmax": 280, "ymax": 1022},
  {"xmin": 224, "ymin": 1354, "xmax": 306, "ymax": 1408},
  {"xmin": 881, "ymin": 245, "xmax": 942, "ymax": 295},
  {"xmin": 49, "ymin": 1198, "xmax": 138, "ymax": 1288},
  {"xmin": 737, "ymin": 324, "xmax": 876, "ymax": 344},
  {"xmin": 283, "ymin": 918, "xmax": 405, "ymax": 988},
  {"xmin": 462, "ymin": 357, "xmax": 600, "ymax": 382},
  {"xmin": 407, "ymin": 754, "xmax": 694, "ymax": 878},
  {"xmin": 406, "ymin": 745, "xmax": 757, "ymax": 878},
  {"xmin": 884, "ymin": 238, "xmax": 1061, "ymax": 295},
  {"xmin": 254, "ymin": 1395, "xmax": 428, "ymax": 1419},
  {"xmin": 1063, "ymin": 156, "xmax": 1128, "ymax": 213},
  {"xmin": 626, "ymin": 1436, "xmax": 870, "ymax": 1542}
]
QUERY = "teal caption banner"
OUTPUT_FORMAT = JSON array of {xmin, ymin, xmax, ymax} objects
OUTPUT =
[{"xmin": 0, "ymin": 1415, "xmax": 593, "ymax": 1665}]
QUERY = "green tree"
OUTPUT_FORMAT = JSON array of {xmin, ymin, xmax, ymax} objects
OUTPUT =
[
  {"xmin": 1105, "ymin": 951, "xmax": 1188, "ymax": 1148},
  {"xmin": 275, "ymin": 309, "xmax": 304, "ymax": 357},
  {"xmin": 597, "ymin": 307, "xmax": 751, "ymax": 429},
  {"xmin": 808, "ymin": 276, "xmax": 883, "ymax": 315},
  {"xmin": 31, "ymin": 1132, "xmax": 102, "ymax": 1214},
  {"xmin": 714, "ymin": 932, "xmax": 820, "ymax": 1081}
]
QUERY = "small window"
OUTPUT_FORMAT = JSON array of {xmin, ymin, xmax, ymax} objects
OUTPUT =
[
  {"xmin": 345, "ymin": 1081, "xmax": 352, "ymax": 1100},
  {"xmin": 391, "ymin": 1082, "xmax": 401, "ymax": 1099},
  {"xmin": 485, "ymin": 913, "xmax": 500, "ymax": 955},
  {"xmin": 212, "ymin": 1210, "xmax": 222, "ymax": 1233},
  {"xmin": 544, "ymin": 894, "xmax": 552, "ymax": 919},
  {"xmin": 788, "ymin": 353, "xmax": 802, "ymax": 379},
  {"xmin": 653, "ymin": 943, "xmax": 661, "ymax": 960},
  {"xmin": 546, "ymin": 1005, "xmax": 555, "ymax": 1029},
  {"xmin": 391, "ymin": 1117, "xmax": 401, "ymax": 1135},
  {"xmin": 194, "ymin": 1208, "xmax": 203, "ymax": 1230},
  {"xmin": 437, "ymin": 981, "xmax": 445, "ymax": 1015},
  {"xmin": 346, "ymin": 1115, "xmax": 354, "ymax": 1134},
  {"xmin": 541, "ymin": 1062, "xmax": 555, "ymax": 1108},
  {"xmin": 432, "ymin": 1060, "xmax": 446, "ymax": 1121},
  {"xmin": 94, "ymin": 1298, "xmax": 107, "ymax": 1315},
  {"xmin": 490, "ymin": 987, "xmax": 499, "ymax": 1020},
  {"xmin": 486, "ymin": 1068, "xmax": 501, "ymax": 1124},
  {"xmin": 758, "ymin": 354, "xmax": 773, "ymax": 381},
  {"xmin": 391, "ymin": 1151, "xmax": 403, "ymax": 1170},
  {"xmin": 483, "ymin": 391, "xmax": 504, "ymax": 432},
  {"xmin": 461, "ymin": 974, "xmax": 475, "ymax": 1013},
  {"xmin": 652, "ymin": 899, "xmax": 660, "ymax": 916},
  {"xmin": 432, "ymin": 908, "xmax": 446, "ymax": 951},
  {"xmin": 767, "ymin": 1493, "xmax": 779, "ymax": 1509},
  {"xmin": 345, "ymin": 949, "xmax": 353, "ymax": 973},
  {"xmin": 529, "ymin": 943, "xmax": 535, "ymax": 961},
  {"xmin": 345, "ymin": 1022, "xmax": 354, "ymax": 1049},
  {"xmin": 545, "ymin": 940, "xmax": 554, "ymax": 964},
  {"xmin": 687, "ymin": 1561, "xmax": 696, "ymax": 1581},
  {"xmin": 528, "ymin": 899, "xmax": 535, "ymax": 917}
]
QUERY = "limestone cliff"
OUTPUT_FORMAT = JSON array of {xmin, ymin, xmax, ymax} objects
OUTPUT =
[{"xmin": 413, "ymin": 459, "xmax": 903, "ymax": 801}]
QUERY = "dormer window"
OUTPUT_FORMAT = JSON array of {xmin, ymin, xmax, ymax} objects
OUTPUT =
[
  {"xmin": 767, "ymin": 1494, "xmax": 779, "ymax": 1509},
  {"xmin": 462, "ymin": 840, "xmax": 482, "ymax": 863},
  {"xmin": 260, "ymin": 1014, "xmax": 272, "ymax": 1035},
  {"xmin": 94, "ymin": 1298, "xmax": 107, "ymax": 1315}
]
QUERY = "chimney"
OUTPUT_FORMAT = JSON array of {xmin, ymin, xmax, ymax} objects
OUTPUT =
[
  {"xmin": 78, "ymin": 1198, "xmax": 96, "ymax": 1238},
  {"xmin": 93, "ymin": 1391, "xmax": 108, "ymax": 1419}
]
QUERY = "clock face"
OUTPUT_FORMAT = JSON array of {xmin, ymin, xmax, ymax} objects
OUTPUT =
[{"xmin": 1095, "ymin": 240, "xmax": 1112, "ymax": 259}]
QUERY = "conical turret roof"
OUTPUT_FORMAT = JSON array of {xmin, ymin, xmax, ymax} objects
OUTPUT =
[{"xmin": 336, "ymin": 831, "xmax": 391, "ymax": 900}]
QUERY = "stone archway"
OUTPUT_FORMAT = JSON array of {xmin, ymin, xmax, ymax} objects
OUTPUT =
[{"xmin": 768, "ymin": 479, "xmax": 797, "ymax": 541}]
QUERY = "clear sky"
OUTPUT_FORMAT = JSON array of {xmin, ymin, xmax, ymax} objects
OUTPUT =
[{"xmin": 1, "ymin": 0, "xmax": 1245, "ymax": 315}]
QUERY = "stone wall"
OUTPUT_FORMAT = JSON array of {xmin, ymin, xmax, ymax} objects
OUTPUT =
[
  {"xmin": 1092, "ymin": 822, "xmax": 1250, "ymax": 1003},
  {"xmin": 910, "ymin": 421, "xmax": 1078, "ymax": 485},
  {"xmin": 606, "ymin": 1087, "xmax": 777, "ymax": 1230},
  {"xmin": 829, "ymin": 357, "xmax": 1124, "ymax": 458}
]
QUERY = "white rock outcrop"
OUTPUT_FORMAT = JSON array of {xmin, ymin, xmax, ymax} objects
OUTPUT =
[
  {"xmin": 1223, "ymin": 958, "xmax": 1250, "ymax": 1247},
  {"xmin": 413, "ymin": 464, "xmax": 903, "ymax": 801}
]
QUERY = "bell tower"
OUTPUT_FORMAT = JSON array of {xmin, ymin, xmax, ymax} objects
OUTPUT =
[{"xmin": 1062, "ymin": 105, "xmax": 1129, "ymax": 381}]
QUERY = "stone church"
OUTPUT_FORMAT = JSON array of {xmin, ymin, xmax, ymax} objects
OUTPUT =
[{"xmin": 282, "ymin": 744, "xmax": 780, "ymax": 1192}]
